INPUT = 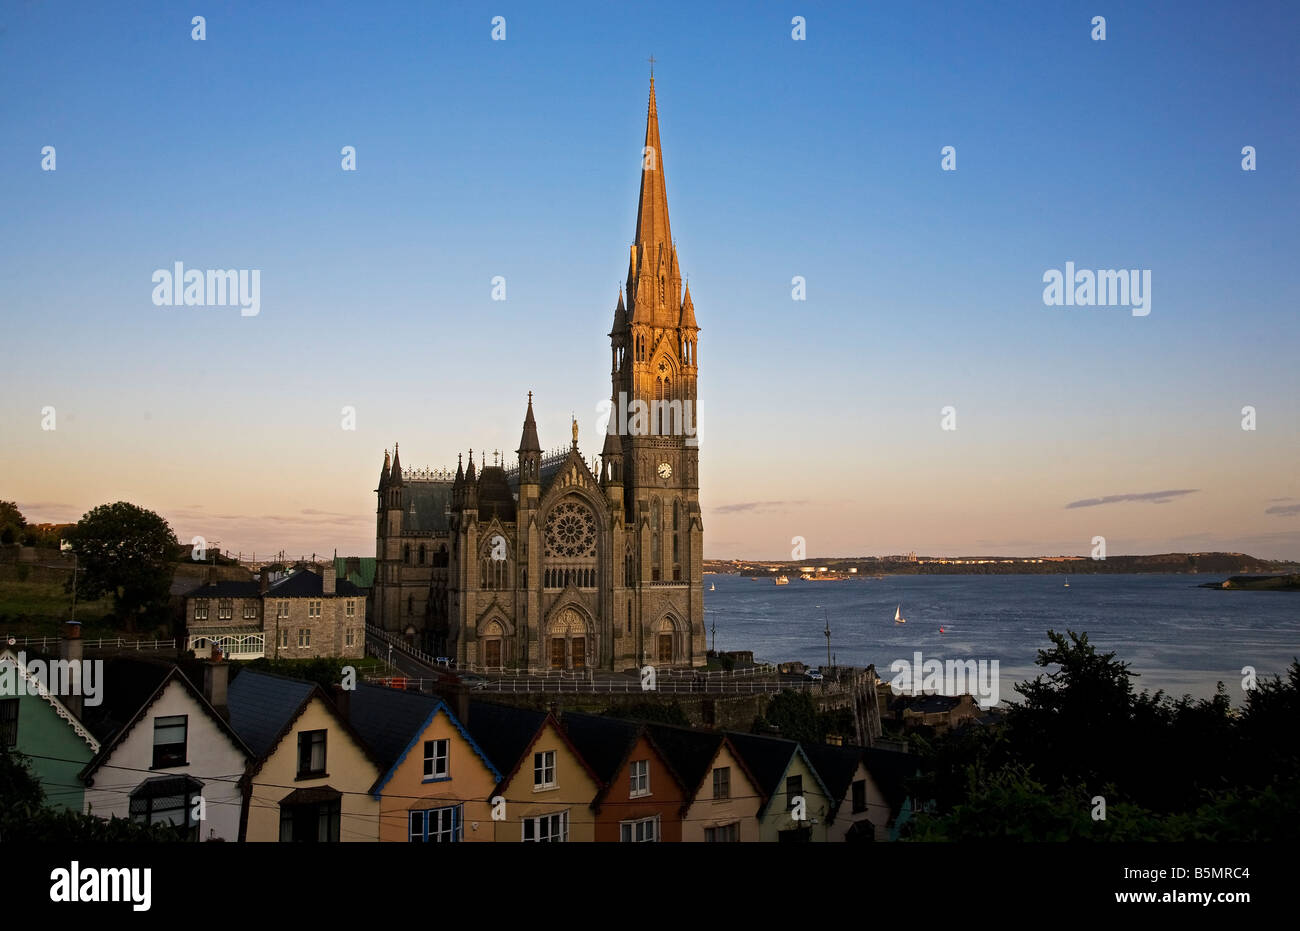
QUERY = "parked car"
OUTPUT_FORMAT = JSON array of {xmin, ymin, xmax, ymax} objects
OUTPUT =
[{"xmin": 804, "ymin": 669, "xmax": 824, "ymax": 682}]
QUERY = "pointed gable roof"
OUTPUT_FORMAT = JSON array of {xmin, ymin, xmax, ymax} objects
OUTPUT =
[
  {"xmin": 348, "ymin": 684, "xmax": 500, "ymax": 798},
  {"xmin": 465, "ymin": 701, "xmax": 599, "ymax": 796},
  {"xmin": 227, "ymin": 669, "xmax": 383, "ymax": 782},
  {"xmin": 724, "ymin": 730, "xmax": 833, "ymax": 818},
  {"xmin": 645, "ymin": 722, "xmax": 766, "ymax": 809},
  {"xmin": 226, "ymin": 669, "xmax": 316, "ymax": 759},
  {"xmin": 79, "ymin": 665, "xmax": 251, "ymax": 783},
  {"xmin": 0, "ymin": 648, "xmax": 99, "ymax": 753},
  {"xmin": 560, "ymin": 712, "xmax": 685, "ymax": 808}
]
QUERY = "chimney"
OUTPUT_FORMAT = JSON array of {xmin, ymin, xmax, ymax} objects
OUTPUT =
[
  {"xmin": 259, "ymin": 570, "xmax": 269, "ymax": 594},
  {"xmin": 331, "ymin": 683, "xmax": 352, "ymax": 721},
  {"xmin": 62, "ymin": 620, "xmax": 84, "ymax": 718},
  {"xmin": 453, "ymin": 683, "xmax": 470, "ymax": 729},
  {"xmin": 205, "ymin": 564, "xmax": 217, "ymax": 586},
  {"xmin": 323, "ymin": 563, "xmax": 336, "ymax": 595},
  {"xmin": 204, "ymin": 645, "xmax": 229, "ymax": 713}
]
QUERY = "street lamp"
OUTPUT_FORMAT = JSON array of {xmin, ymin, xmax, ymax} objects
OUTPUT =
[{"xmin": 817, "ymin": 604, "xmax": 831, "ymax": 671}]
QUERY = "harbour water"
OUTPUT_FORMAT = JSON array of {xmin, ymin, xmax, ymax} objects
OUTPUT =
[{"xmin": 704, "ymin": 573, "xmax": 1300, "ymax": 704}]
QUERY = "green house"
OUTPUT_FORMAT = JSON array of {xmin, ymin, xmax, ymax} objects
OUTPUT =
[{"xmin": 0, "ymin": 649, "xmax": 100, "ymax": 811}]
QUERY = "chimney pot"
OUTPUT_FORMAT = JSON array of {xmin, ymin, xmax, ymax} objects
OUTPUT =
[{"xmin": 331, "ymin": 683, "xmax": 351, "ymax": 720}]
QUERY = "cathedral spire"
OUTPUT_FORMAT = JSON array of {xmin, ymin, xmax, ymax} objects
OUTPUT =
[
  {"xmin": 634, "ymin": 76, "xmax": 672, "ymax": 261},
  {"xmin": 389, "ymin": 443, "xmax": 403, "ymax": 486},
  {"xmin": 518, "ymin": 391, "xmax": 541, "ymax": 454}
]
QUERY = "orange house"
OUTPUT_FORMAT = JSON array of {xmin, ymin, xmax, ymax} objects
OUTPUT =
[
  {"xmin": 467, "ymin": 702, "xmax": 602, "ymax": 842},
  {"xmin": 562, "ymin": 713, "xmax": 686, "ymax": 842},
  {"xmin": 345, "ymin": 685, "xmax": 501, "ymax": 842}
]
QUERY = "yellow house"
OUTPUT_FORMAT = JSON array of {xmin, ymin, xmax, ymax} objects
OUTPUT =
[
  {"xmin": 466, "ymin": 702, "xmax": 601, "ymax": 843},
  {"xmin": 726, "ymin": 731, "xmax": 834, "ymax": 842},
  {"xmin": 228, "ymin": 670, "xmax": 382, "ymax": 842},
  {"xmin": 647, "ymin": 724, "xmax": 766, "ymax": 843},
  {"xmin": 346, "ymin": 685, "xmax": 501, "ymax": 842}
]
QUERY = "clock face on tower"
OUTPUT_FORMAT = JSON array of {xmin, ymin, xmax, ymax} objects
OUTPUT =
[{"xmin": 657, "ymin": 461, "xmax": 672, "ymax": 480}]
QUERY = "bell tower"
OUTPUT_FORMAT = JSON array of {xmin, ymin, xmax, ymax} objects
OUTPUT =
[{"xmin": 607, "ymin": 74, "xmax": 704, "ymax": 667}]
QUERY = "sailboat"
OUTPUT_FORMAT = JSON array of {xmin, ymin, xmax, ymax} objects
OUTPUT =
[
  {"xmin": 709, "ymin": 582, "xmax": 716, "ymax": 591},
  {"xmin": 1064, "ymin": 580, "xmax": 1070, "ymax": 588},
  {"xmin": 894, "ymin": 605, "xmax": 906, "ymax": 625}
]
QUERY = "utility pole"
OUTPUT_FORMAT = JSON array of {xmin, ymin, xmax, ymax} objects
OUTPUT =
[
  {"xmin": 710, "ymin": 619, "xmax": 716, "ymax": 653},
  {"xmin": 819, "ymin": 604, "xmax": 831, "ymax": 670}
]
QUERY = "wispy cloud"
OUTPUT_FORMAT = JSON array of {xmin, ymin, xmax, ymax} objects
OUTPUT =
[
  {"xmin": 711, "ymin": 500, "xmax": 808, "ymax": 515},
  {"xmin": 1065, "ymin": 489, "xmax": 1199, "ymax": 509},
  {"xmin": 1265, "ymin": 503, "xmax": 1300, "ymax": 517}
]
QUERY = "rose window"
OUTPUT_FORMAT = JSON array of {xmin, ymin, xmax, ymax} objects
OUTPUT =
[{"xmin": 544, "ymin": 501, "xmax": 597, "ymax": 558}]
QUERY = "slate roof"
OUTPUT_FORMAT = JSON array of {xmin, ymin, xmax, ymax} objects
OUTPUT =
[
  {"xmin": 347, "ymin": 683, "xmax": 442, "ymax": 769},
  {"xmin": 79, "ymin": 657, "xmax": 175, "ymax": 743},
  {"xmin": 350, "ymin": 686, "xmax": 501, "ymax": 796},
  {"xmin": 560, "ymin": 712, "xmax": 642, "ymax": 785},
  {"xmin": 476, "ymin": 466, "xmax": 517, "ymax": 524},
  {"xmin": 723, "ymin": 731, "xmax": 800, "ymax": 798},
  {"xmin": 895, "ymin": 694, "xmax": 963, "ymax": 714},
  {"xmin": 645, "ymin": 723, "xmax": 724, "ymax": 797},
  {"xmin": 863, "ymin": 747, "xmax": 917, "ymax": 813},
  {"xmin": 80, "ymin": 665, "xmax": 251, "ymax": 782},
  {"xmin": 266, "ymin": 570, "xmax": 362, "ymax": 598},
  {"xmin": 226, "ymin": 669, "xmax": 316, "ymax": 758},
  {"xmin": 181, "ymin": 580, "xmax": 261, "ymax": 599},
  {"xmin": 401, "ymin": 481, "xmax": 453, "ymax": 533},
  {"xmin": 465, "ymin": 701, "xmax": 548, "ymax": 776},
  {"xmin": 801, "ymin": 743, "xmax": 864, "ymax": 805},
  {"xmin": 725, "ymin": 730, "xmax": 833, "ymax": 817}
]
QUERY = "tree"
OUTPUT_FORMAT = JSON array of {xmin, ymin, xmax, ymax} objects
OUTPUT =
[
  {"xmin": 0, "ymin": 751, "xmax": 186, "ymax": 842},
  {"xmin": 66, "ymin": 502, "xmax": 180, "ymax": 632},
  {"xmin": 0, "ymin": 500, "xmax": 26, "ymax": 545}
]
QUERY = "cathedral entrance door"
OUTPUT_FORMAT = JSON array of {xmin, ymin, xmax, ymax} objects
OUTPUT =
[
  {"xmin": 550, "ymin": 638, "xmax": 565, "ymax": 670},
  {"xmin": 571, "ymin": 638, "xmax": 586, "ymax": 669},
  {"xmin": 484, "ymin": 639, "xmax": 502, "ymax": 668},
  {"xmin": 658, "ymin": 634, "xmax": 673, "ymax": 664}
]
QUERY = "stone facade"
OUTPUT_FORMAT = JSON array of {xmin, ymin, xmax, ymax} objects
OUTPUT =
[
  {"xmin": 184, "ymin": 565, "xmax": 364, "ymax": 660},
  {"xmin": 371, "ymin": 78, "xmax": 705, "ymax": 672}
]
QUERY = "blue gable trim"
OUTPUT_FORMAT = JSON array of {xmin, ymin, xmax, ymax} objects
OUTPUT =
[
  {"xmin": 371, "ymin": 700, "xmax": 502, "ymax": 800},
  {"xmin": 756, "ymin": 744, "xmax": 835, "ymax": 820}
]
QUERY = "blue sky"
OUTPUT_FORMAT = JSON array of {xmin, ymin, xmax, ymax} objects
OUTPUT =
[{"xmin": 2, "ymin": 0, "xmax": 1298, "ymax": 559}]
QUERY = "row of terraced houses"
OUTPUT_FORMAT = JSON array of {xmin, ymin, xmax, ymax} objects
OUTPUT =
[{"xmin": 1, "ymin": 645, "xmax": 917, "ymax": 842}]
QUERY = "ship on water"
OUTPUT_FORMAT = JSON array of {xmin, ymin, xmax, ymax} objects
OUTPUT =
[{"xmin": 774, "ymin": 575, "xmax": 789, "ymax": 585}]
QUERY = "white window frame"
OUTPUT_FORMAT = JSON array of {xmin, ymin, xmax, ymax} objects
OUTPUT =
[
  {"xmin": 620, "ymin": 814, "xmax": 659, "ymax": 843},
  {"xmin": 409, "ymin": 805, "xmax": 461, "ymax": 842},
  {"xmin": 424, "ymin": 739, "xmax": 449, "ymax": 780},
  {"xmin": 346, "ymin": 599, "xmax": 355, "ymax": 617},
  {"xmin": 629, "ymin": 759, "xmax": 650, "ymax": 797},
  {"xmin": 522, "ymin": 810, "xmax": 568, "ymax": 842},
  {"xmin": 533, "ymin": 750, "xmax": 556, "ymax": 790}
]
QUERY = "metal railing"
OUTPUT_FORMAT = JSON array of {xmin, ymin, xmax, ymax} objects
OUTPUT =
[
  {"xmin": 362, "ymin": 671, "xmax": 833, "ymax": 696},
  {"xmin": 1, "ymin": 635, "xmax": 177, "ymax": 653}
]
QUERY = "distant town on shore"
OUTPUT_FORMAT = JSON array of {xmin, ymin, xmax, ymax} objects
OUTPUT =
[{"xmin": 706, "ymin": 552, "xmax": 1300, "ymax": 579}]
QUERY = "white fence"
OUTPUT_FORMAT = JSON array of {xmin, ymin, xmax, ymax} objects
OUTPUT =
[{"xmin": 2, "ymin": 635, "xmax": 177, "ymax": 653}]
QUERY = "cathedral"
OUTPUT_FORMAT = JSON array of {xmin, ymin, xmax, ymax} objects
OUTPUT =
[{"xmin": 371, "ymin": 77, "xmax": 705, "ymax": 672}]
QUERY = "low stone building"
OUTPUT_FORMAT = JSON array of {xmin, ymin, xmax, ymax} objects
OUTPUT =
[{"xmin": 183, "ymin": 564, "xmax": 364, "ymax": 660}]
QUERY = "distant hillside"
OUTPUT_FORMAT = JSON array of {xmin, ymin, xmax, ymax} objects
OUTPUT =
[{"xmin": 706, "ymin": 552, "xmax": 1298, "ymax": 577}]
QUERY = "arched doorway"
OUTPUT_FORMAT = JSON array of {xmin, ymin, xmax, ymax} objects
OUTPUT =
[
  {"xmin": 481, "ymin": 618, "xmax": 505, "ymax": 669},
  {"xmin": 547, "ymin": 608, "xmax": 589, "ymax": 671},
  {"xmin": 656, "ymin": 616, "xmax": 678, "ymax": 665}
]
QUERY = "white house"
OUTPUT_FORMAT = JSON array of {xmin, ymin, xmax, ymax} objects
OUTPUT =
[{"xmin": 80, "ymin": 662, "xmax": 249, "ymax": 841}]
